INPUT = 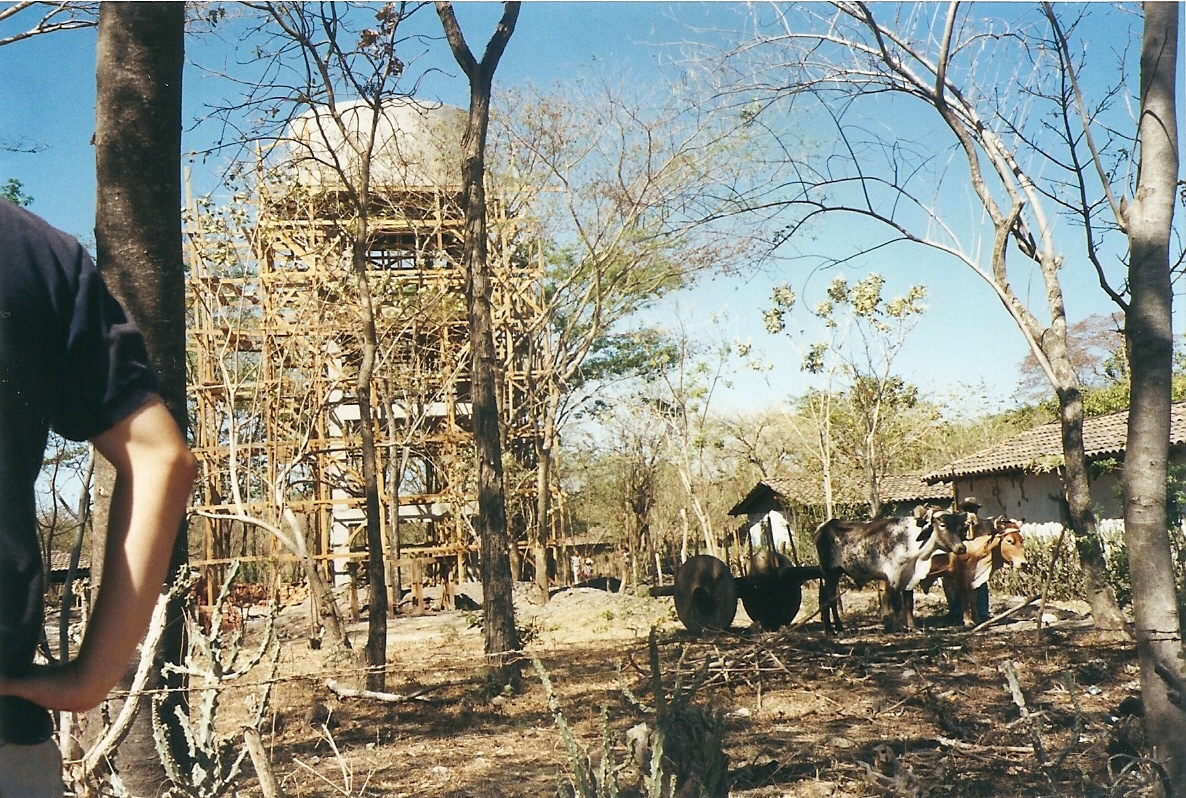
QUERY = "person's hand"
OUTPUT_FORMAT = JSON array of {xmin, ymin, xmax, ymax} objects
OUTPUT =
[{"xmin": 0, "ymin": 661, "xmax": 94, "ymax": 712}]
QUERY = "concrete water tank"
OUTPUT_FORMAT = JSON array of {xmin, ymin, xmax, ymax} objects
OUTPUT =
[{"xmin": 287, "ymin": 98, "xmax": 467, "ymax": 190}]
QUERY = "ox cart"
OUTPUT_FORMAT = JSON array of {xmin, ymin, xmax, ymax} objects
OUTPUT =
[{"xmin": 651, "ymin": 553, "xmax": 822, "ymax": 635}]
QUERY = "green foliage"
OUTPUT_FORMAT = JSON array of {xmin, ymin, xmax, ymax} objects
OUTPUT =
[
  {"xmin": 1014, "ymin": 329, "xmax": 1186, "ymax": 420},
  {"xmin": 2, "ymin": 178, "xmax": 32, "ymax": 207},
  {"xmin": 1168, "ymin": 464, "xmax": 1186, "ymax": 528},
  {"xmin": 1105, "ymin": 545, "xmax": 1132, "ymax": 608},
  {"xmin": 536, "ymin": 659, "xmax": 624, "ymax": 798},
  {"xmin": 578, "ymin": 328, "xmax": 681, "ymax": 388},
  {"xmin": 766, "ymin": 272, "xmax": 929, "ymax": 514},
  {"xmin": 1088, "ymin": 457, "xmax": 1120, "ymax": 481},
  {"xmin": 995, "ymin": 529, "xmax": 1133, "ymax": 607},
  {"xmin": 996, "ymin": 534, "xmax": 1086, "ymax": 601}
]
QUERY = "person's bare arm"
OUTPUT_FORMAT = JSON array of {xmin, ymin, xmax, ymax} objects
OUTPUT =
[{"xmin": 2, "ymin": 397, "xmax": 196, "ymax": 712}]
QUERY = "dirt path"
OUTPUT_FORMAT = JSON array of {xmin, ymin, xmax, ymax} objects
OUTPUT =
[{"xmin": 229, "ymin": 584, "xmax": 1151, "ymax": 797}]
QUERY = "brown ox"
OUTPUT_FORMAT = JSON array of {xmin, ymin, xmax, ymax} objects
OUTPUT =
[
  {"xmin": 923, "ymin": 516, "xmax": 1026, "ymax": 624},
  {"xmin": 814, "ymin": 511, "xmax": 969, "ymax": 634}
]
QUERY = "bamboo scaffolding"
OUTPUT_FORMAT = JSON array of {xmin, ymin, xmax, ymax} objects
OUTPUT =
[{"xmin": 185, "ymin": 167, "xmax": 554, "ymax": 608}]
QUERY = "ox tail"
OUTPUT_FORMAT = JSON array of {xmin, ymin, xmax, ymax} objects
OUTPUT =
[
  {"xmin": 812, "ymin": 519, "xmax": 843, "ymax": 571},
  {"xmin": 813, "ymin": 520, "xmax": 845, "ymax": 635}
]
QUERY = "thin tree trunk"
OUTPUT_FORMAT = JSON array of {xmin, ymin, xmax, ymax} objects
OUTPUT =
[
  {"xmin": 1052, "ymin": 370, "xmax": 1128, "ymax": 632},
  {"xmin": 1122, "ymin": 4, "xmax": 1185, "ymax": 791},
  {"xmin": 533, "ymin": 431, "xmax": 553, "ymax": 599},
  {"xmin": 865, "ymin": 435, "xmax": 880, "ymax": 518},
  {"xmin": 820, "ymin": 395, "xmax": 835, "ymax": 519},
  {"xmin": 94, "ymin": 2, "xmax": 187, "ymax": 792},
  {"xmin": 436, "ymin": 1, "xmax": 523, "ymax": 686},
  {"xmin": 352, "ymin": 234, "xmax": 389, "ymax": 692},
  {"xmin": 531, "ymin": 393, "xmax": 560, "ymax": 599}
]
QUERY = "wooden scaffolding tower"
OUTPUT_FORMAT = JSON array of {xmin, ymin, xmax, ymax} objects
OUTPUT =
[{"xmin": 185, "ymin": 156, "xmax": 550, "ymax": 608}]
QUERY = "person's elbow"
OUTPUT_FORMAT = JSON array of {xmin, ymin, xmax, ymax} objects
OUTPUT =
[
  {"xmin": 56, "ymin": 678, "xmax": 111, "ymax": 714},
  {"xmin": 168, "ymin": 442, "xmax": 199, "ymax": 494},
  {"xmin": 144, "ymin": 433, "xmax": 197, "ymax": 507}
]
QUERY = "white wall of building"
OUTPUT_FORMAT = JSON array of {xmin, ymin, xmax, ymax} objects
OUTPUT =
[{"xmin": 954, "ymin": 470, "xmax": 1123, "ymax": 525}]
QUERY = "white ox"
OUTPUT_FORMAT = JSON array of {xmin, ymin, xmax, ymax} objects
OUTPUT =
[{"xmin": 814, "ymin": 511, "xmax": 969, "ymax": 634}]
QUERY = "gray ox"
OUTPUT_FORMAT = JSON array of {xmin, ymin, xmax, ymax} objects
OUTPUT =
[{"xmin": 814, "ymin": 511, "xmax": 969, "ymax": 634}]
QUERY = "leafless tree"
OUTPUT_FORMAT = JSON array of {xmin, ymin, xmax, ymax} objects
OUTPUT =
[
  {"xmin": 210, "ymin": 0, "xmax": 440, "ymax": 691},
  {"xmin": 1014, "ymin": 313, "xmax": 1126, "ymax": 404},
  {"xmin": 435, "ymin": 0, "xmax": 522, "ymax": 686},
  {"xmin": 639, "ymin": 320, "xmax": 744, "ymax": 562},
  {"xmin": 0, "ymin": 1, "xmax": 95, "ymax": 48},
  {"xmin": 183, "ymin": 216, "xmax": 353, "ymax": 649},
  {"xmin": 586, "ymin": 400, "xmax": 671, "ymax": 587},
  {"xmin": 720, "ymin": 1, "xmax": 1133, "ymax": 630},
  {"xmin": 491, "ymin": 79, "xmax": 766, "ymax": 598}
]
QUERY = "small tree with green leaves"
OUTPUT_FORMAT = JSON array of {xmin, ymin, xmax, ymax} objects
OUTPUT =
[
  {"xmin": 1, "ymin": 177, "xmax": 32, "ymax": 206},
  {"xmin": 766, "ymin": 273, "xmax": 927, "ymax": 517}
]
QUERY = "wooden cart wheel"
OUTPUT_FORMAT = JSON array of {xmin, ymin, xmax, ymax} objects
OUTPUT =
[
  {"xmin": 739, "ymin": 575, "xmax": 802, "ymax": 631},
  {"xmin": 673, "ymin": 555, "xmax": 737, "ymax": 635},
  {"xmin": 736, "ymin": 550, "xmax": 805, "ymax": 631}
]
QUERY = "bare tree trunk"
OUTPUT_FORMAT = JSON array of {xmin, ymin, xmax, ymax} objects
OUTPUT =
[
  {"xmin": 533, "ymin": 430, "xmax": 553, "ymax": 599},
  {"xmin": 436, "ymin": 1, "xmax": 522, "ymax": 687},
  {"xmin": 1122, "ymin": 4, "xmax": 1185, "ymax": 791},
  {"xmin": 531, "ymin": 392, "xmax": 561, "ymax": 599},
  {"xmin": 865, "ymin": 434, "xmax": 880, "ymax": 518},
  {"xmin": 1049, "ymin": 362, "xmax": 1129, "ymax": 632},
  {"xmin": 352, "ymin": 234, "xmax": 389, "ymax": 692},
  {"xmin": 94, "ymin": 2, "xmax": 186, "ymax": 792}
]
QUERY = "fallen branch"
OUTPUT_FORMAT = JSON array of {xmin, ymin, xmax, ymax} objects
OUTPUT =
[
  {"xmin": 243, "ymin": 726, "xmax": 282, "ymax": 798},
  {"xmin": 325, "ymin": 679, "xmax": 455, "ymax": 703},
  {"xmin": 968, "ymin": 595, "xmax": 1042, "ymax": 635},
  {"xmin": 1003, "ymin": 660, "xmax": 1047, "ymax": 765},
  {"xmin": 937, "ymin": 736, "xmax": 1036, "ymax": 756}
]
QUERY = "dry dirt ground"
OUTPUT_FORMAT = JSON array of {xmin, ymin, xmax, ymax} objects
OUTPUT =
[{"xmin": 226, "ymin": 582, "xmax": 1157, "ymax": 798}]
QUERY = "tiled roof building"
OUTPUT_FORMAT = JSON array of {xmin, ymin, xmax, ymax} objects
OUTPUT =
[
  {"xmin": 923, "ymin": 402, "xmax": 1186, "ymax": 523},
  {"xmin": 925, "ymin": 402, "xmax": 1186, "ymax": 482}
]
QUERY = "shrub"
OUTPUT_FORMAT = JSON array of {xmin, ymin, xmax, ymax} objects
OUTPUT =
[{"xmin": 996, "ymin": 533, "xmax": 1086, "ymax": 601}]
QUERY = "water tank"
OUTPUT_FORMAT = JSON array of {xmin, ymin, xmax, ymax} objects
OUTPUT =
[{"xmin": 286, "ymin": 98, "xmax": 467, "ymax": 190}]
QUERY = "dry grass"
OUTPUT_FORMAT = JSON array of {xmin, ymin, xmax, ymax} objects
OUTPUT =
[{"xmin": 221, "ymin": 583, "xmax": 1154, "ymax": 798}]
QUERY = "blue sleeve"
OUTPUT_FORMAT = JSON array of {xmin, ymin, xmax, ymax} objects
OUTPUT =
[{"xmin": 50, "ymin": 246, "xmax": 158, "ymax": 441}]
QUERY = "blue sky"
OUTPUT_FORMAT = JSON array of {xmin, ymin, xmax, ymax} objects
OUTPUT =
[{"xmin": 0, "ymin": 2, "xmax": 1165, "ymax": 417}]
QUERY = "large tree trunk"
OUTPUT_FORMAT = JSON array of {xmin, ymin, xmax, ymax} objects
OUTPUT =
[
  {"xmin": 1122, "ymin": 4, "xmax": 1185, "ymax": 791},
  {"xmin": 1020, "ymin": 278, "xmax": 1127, "ymax": 632},
  {"xmin": 93, "ymin": 3, "xmax": 187, "ymax": 793},
  {"xmin": 436, "ymin": 1, "xmax": 522, "ymax": 687}
]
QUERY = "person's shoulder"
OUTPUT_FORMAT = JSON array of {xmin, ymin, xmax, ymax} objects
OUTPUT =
[
  {"xmin": 0, "ymin": 197, "xmax": 44, "ymax": 231},
  {"xmin": 0, "ymin": 199, "xmax": 89, "ymax": 289},
  {"xmin": 0, "ymin": 199, "xmax": 83, "ymax": 252}
]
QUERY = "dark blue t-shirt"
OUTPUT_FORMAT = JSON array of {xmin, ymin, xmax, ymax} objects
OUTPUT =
[{"xmin": 0, "ymin": 199, "xmax": 157, "ymax": 743}]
